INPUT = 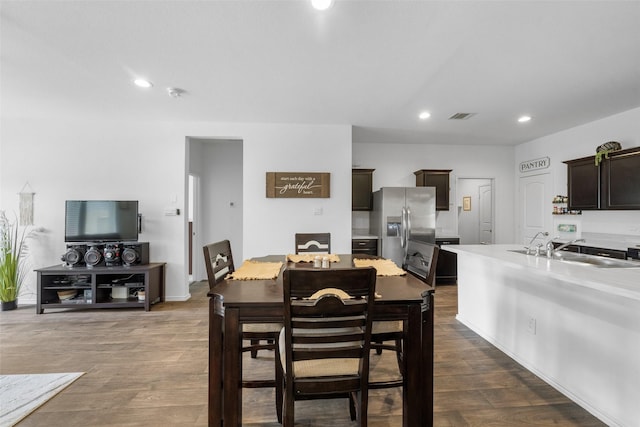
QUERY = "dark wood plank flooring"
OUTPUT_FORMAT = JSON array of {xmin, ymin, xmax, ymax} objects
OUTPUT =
[{"xmin": 0, "ymin": 281, "xmax": 605, "ymax": 426}]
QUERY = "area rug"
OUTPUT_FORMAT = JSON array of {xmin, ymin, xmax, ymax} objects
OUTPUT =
[{"xmin": 0, "ymin": 372, "xmax": 84, "ymax": 427}]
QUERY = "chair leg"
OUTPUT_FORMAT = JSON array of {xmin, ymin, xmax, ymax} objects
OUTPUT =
[
  {"xmin": 348, "ymin": 392, "xmax": 357, "ymax": 421},
  {"xmin": 283, "ymin": 391, "xmax": 295, "ymax": 427},
  {"xmin": 358, "ymin": 390, "xmax": 368, "ymax": 427},
  {"xmin": 275, "ymin": 348, "xmax": 283, "ymax": 423}
]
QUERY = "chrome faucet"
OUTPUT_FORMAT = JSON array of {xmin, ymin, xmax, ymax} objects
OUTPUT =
[
  {"xmin": 546, "ymin": 238, "xmax": 585, "ymax": 258},
  {"xmin": 526, "ymin": 231, "xmax": 549, "ymax": 255}
]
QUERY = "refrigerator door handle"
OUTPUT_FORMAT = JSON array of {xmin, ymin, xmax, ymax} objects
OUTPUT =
[
  {"xmin": 406, "ymin": 206, "xmax": 412, "ymax": 242},
  {"xmin": 400, "ymin": 206, "xmax": 407, "ymax": 249}
]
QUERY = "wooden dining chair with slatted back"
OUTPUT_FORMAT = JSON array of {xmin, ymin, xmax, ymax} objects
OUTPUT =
[
  {"xmin": 369, "ymin": 242, "xmax": 439, "ymax": 390},
  {"xmin": 278, "ymin": 267, "xmax": 377, "ymax": 427},
  {"xmin": 294, "ymin": 233, "xmax": 331, "ymax": 254},
  {"xmin": 203, "ymin": 240, "xmax": 283, "ymax": 422}
]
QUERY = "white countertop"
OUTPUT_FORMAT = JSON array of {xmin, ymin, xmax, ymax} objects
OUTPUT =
[
  {"xmin": 352, "ymin": 234, "xmax": 378, "ymax": 239},
  {"xmin": 447, "ymin": 244, "xmax": 640, "ymax": 301}
]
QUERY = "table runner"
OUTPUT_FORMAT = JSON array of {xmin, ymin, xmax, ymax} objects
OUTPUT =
[
  {"xmin": 227, "ymin": 260, "xmax": 283, "ymax": 280},
  {"xmin": 353, "ymin": 258, "xmax": 406, "ymax": 276}
]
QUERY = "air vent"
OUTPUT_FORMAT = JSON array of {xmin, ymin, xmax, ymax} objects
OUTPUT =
[{"xmin": 448, "ymin": 113, "xmax": 476, "ymax": 120}]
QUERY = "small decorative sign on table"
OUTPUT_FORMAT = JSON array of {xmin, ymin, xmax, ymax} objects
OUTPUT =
[{"xmin": 266, "ymin": 172, "xmax": 330, "ymax": 198}]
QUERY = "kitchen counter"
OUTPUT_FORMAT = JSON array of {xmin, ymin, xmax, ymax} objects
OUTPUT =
[
  {"xmin": 447, "ymin": 244, "xmax": 640, "ymax": 301},
  {"xmin": 351, "ymin": 233, "xmax": 378, "ymax": 239},
  {"xmin": 449, "ymin": 244, "xmax": 640, "ymax": 427}
]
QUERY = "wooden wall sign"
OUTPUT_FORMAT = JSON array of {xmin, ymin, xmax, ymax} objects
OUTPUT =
[{"xmin": 266, "ymin": 172, "xmax": 330, "ymax": 198}]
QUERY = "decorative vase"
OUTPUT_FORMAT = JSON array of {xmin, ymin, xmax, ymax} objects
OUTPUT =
[{"xmin": 1, "ymin": 300, "xmax": 17, "ymax": 311}]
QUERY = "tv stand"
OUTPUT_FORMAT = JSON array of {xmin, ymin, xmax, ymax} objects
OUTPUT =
[{"xmin": 35, "ymin": 263, "xmax": 165, "ymax": 314}]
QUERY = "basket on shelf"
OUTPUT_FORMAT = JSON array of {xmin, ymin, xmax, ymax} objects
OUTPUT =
[
  {"xmin": 595, "ymin": 141, "xmax": 622, "ymax": 165},
  {"xmin": 57, "ymin": 289, "xmax": 77, "ymax": 300}
]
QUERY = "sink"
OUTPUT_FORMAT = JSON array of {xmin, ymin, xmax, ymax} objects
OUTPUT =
[{"xmin": 508, "ymin": 249, "xmax": 640, "ymax": 268}]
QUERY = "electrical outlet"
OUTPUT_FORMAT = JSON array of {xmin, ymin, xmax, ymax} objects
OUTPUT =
[{"xmin": 527, "ymin": 317, "xmax": 537, "ymax": 335}]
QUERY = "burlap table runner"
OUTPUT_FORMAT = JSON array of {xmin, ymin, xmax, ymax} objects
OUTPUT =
[
  {"xmin": 353, "ymin": 258, "xmax": 406, "ymax": 276},
  {"xmin": 287, "ymin": 254, "xmax": 341, "ymax": 263},
  {"xmin": 227, "ymin": 260, "xmax": 283, "ymax": 280}
]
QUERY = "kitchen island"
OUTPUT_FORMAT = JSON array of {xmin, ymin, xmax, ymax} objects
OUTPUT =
[{"xmin": 447, "ymin": 244, "xmax": 640, "ymax": 427}]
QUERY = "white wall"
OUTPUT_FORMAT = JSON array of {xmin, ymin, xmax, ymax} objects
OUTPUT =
[
  {"xmin": 1, "ymin": 119, "xmax": 352, "ymax": 303},
  {"xmin": 514, "ymin": 107, "xmax": 640, "ymax": 242},
  {"xmin": 353, "ymin": 143, "xmax": 515, "ymax": 243}
]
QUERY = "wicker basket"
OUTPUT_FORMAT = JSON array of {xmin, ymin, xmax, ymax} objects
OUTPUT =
[{"xmin": 596, "ymin": 141, "xmax": 621, "ymax": 153}]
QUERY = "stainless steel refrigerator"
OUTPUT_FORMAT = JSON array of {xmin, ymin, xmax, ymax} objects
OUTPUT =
[{"xmin": 370, "ymin": 187, "xmax": 436, "ymax": 267}]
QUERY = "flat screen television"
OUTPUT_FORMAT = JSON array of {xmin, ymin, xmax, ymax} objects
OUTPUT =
[{"xmin": 65, "ymin": 200, "xmax": 139, "ymax": 242}]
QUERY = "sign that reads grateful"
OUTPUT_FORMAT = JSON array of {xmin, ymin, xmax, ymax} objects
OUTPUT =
[{"xmin": 266, "ymin": 172, "xmax": 330, "ymax": 198}]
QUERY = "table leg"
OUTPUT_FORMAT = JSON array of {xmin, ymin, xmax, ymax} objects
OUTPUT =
[
  {"xmin": 404, "ymin": 303, "xmax": 422, "ymax": 427},
  {"xmin": 209, "ymin": 296, "xmax": 223, "ymax": 426},
  {"xmin": 421, "ymin": 292, "xmax": 434, "ymax": 427},
  {"xmin": 223, "ymin": 308, "xmax": 242, "ymax": 426}
]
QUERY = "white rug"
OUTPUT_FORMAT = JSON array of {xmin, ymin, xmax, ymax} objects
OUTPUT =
[{"xmin": 0, "ymin": 372, "xmax": 84, "ymax": 427}]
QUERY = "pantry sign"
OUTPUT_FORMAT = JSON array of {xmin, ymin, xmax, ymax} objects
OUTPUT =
[{"xmin": 519, "ymin": 157, "xmax": 550, "ymax": 173}]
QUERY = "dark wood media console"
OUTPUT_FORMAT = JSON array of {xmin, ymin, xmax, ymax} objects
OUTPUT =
[{"xmin": 36, "ymin": 263, "xmax": 165, "ymax": 314}]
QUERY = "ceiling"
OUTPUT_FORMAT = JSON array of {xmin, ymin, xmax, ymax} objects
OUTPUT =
[{"xmin": 2, "ymin": 0, "xmax": 639, "ymax": 146}]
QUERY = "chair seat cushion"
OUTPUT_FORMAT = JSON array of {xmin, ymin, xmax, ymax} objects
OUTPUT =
[
  {"xmin": 372, "ymin": 320, "xmax": 402, "ymax": 334},
  {"xmin": 243, "ymin": 323, "xmax": 283, "ymax": 333},
  {"xmin": 279, "ymin": 328, "xmax": 361, "ymax": 378},
  {"xmin": 293, "ymin": 358, "xmax": 360, "ymax": 378}
]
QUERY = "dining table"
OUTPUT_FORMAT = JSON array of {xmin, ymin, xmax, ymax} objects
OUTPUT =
[{"xmin": 207, "ymin": 254, "xmax": 434, "ymax": 427}]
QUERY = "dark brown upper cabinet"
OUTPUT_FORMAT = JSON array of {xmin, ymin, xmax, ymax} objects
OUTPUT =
[
  {"xmin": 414, "ymin": 169, "xmax": 452, "ymax": 211},
  {"xmin": 564, "ymin": 146, "xmax": 640, "ymax": 210},
  {"xmin": 352, "ymin": 169, "xmax": 375, "ymax": 211},
  {"xmin": 565, "ymin": 156, "xmax": 600, "ymax": 210}
]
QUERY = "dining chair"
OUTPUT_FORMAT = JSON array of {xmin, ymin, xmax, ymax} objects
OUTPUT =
[
  {"xmin": 278, "ymin": 267, "xmax": 377, "ymax": 426},
  {"xmin": 203, "ymin": 240, "xmax": 283, "ymax": 421},
  {"xmin": 294, "ymin": 232, "xmax": 331, "ymax": 254},
  {"xmin": 369, "ymin": 243, "xmax": 439, "ymax": 390}
]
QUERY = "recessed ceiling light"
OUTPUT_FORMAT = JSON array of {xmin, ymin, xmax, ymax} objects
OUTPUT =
[
  {"xmin": 518, "ymin": 115, "xmax": 532, "ymax": 123},
  {"xmin": 133, "ymin": 78, "xmax": 153, "ymax": 88},
  {"xmin": 418, "ymin": 111, "xmax": 431, "ymax": 120},
  {"xmin": 311, "ymin": 0, "xmax": 334, "ymax": 11}
]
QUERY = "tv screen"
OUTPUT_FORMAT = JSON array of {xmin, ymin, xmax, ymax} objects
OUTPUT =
[{"xmin": 65, "ymin": 200, "xmax": 139, "ymax": 242}]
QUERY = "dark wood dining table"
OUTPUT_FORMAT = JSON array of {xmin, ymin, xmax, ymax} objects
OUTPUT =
[{"xmin": 207, "ymin": 254, "xmax": 434, "ymax": 427}]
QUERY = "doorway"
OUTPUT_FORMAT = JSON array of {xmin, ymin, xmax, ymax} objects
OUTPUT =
[
  {"xmin": 188, "ymin": 174, "xmax": 199, "ymax": 283},
  {"xmin": 186, "ymin": 138, "xmax": 243, "ymax": 283},
  {"xmin": 457, "ymin": 178, "xmax": 494, "ymax": 244}
]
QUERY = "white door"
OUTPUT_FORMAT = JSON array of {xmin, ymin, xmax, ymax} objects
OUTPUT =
[
  {"xmin": 478, "ymin": 184, "xmax": 493, "ymax": 244},
  {"xmin": 519, "ymin": 173, "xmax": 552, "ymax": 245}
]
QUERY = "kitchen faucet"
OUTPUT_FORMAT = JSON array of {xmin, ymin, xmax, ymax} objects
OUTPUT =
[
  {"xmin": 546, "ymin": 238, "xmax": 586, "ymax": 258},
  {"xmin": 526, "ymin": 231, "xmax": 549, "ymax": 255}
]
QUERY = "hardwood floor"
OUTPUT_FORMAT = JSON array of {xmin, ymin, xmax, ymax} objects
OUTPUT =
[{"xmin": 0, "ymin": 281, "xmax": 605, "ymax": 426}]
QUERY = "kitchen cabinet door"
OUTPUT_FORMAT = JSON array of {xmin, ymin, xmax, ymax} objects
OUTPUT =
[
  {"xmin": 602, "ymin": 148, "xmax": 640, "ymax": 209},
  {"xmin": 565, "ymin": 157, "xmax": 599, "ymax": 210},
  {"xmin": 352, "ymin": 169, "xmax": 374, "ymax": 211},
  {"xmin": 414, "ymin": 169, "xmax": 451, "ymax": 211}
]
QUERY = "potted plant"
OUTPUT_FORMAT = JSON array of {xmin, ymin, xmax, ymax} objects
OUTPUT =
[{"xmin": 0, "ymin": 211, "xmax": 29, "ymax": 311}]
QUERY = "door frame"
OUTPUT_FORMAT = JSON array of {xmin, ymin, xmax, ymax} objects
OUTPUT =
[{"xmin": 456, "ymin": 177, "xmax": 495, "ymax": 244}]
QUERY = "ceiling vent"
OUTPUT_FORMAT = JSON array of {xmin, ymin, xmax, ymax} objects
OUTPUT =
[{"xmin": 448, "ymin": 113, "xmax": 476, "ymax": 120}]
